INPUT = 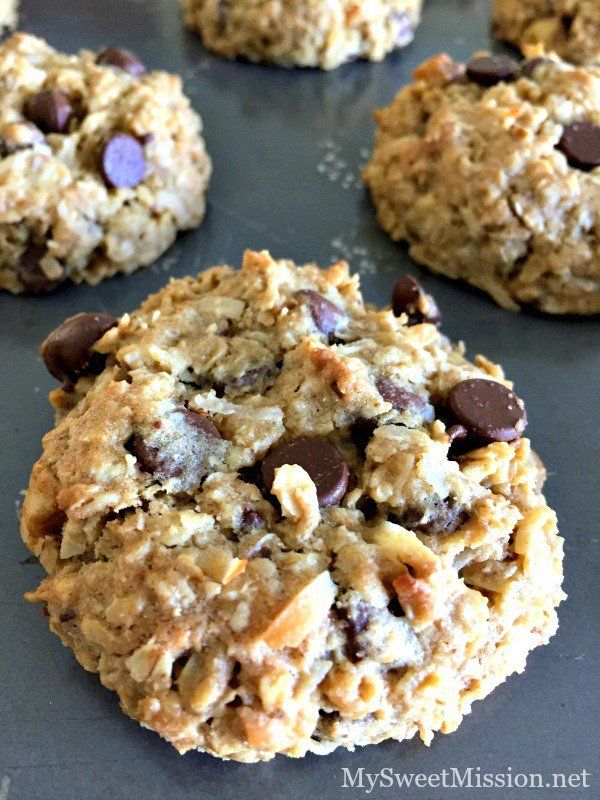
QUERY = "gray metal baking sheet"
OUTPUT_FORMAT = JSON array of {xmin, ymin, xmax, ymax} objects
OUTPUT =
[{"xmin": 1, "ymin": 0, "xmax": 598, "ymax": 798}]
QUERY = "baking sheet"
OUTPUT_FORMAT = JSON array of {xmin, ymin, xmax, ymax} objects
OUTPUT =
[{"xmin": 0, "ymin": 1, "xmax": 598, "ymax": 798}]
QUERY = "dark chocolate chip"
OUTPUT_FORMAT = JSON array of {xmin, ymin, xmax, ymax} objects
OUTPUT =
[
  {"xmin": 447, "ymin": 378, "xmax": 527, "ymax": 442},
  {"xmin": 99, "ymin": 133, "xmax": 146, "ymax": 188},
  {"xmin": 24, "ymin": 90, "xmax": 73, "ymax": 134},
  {"xmin": 295, "ymin": 290, "xmax": 345, "ymax": 336},
  {"xmin": 176, "ymin": 407, "xmax": 222, "ymax": 441},
  {"xmin": 127, "ymin": 409, "xmax": 220, "ymax": 479},
  {"xmin": 223, "ymin": 365, "xmax": 271, "ymax": 392},
  {"xmin": 59, "ymin": 610, "xmax": 77, "ymax": 623},
  {"xmin": 239, "ymin": 507, "xmax": 265, "ymax": 533},
  {"xmin": 466, "ymin": 55, "xmax": 519, "ymax": 87},
  {"xmin": 557, "ymin": 121, "xmax": 600, "ymax": 171},
  {"xmin": 127, "ymin": 435, "xmax": 169, "ymax": 476},
  {"xmin": 17, "ymin": 243, "xmax": 64, "ymax": 293},
  {"xmin": 392, "ymin": 275, "xmax": 441, "ymax": 326},
  {"xmin": 350, "ymin": 418, "xmax": 377, "ymax": 452},
  {"xmin": 97, "ymin": 48, "xmax": 147, "ymax": 77},
  {"xmin": 376, "ymin": 377, "xmax": 427, "ymax": 413},
  {"xmin": 40, "ymin": 312, "xmax": 118, "ymax": 382},
  {"xmin": 518, "ymin": 56, "xmax": 551, "ymax": 79},
  {"xmin": 261, "ymin": 436, "xmax": 349, "ymax": 508}
]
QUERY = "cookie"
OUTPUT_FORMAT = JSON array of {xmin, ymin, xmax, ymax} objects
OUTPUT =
[
  {"xmin": 0, "ymin": 34, "xmax": 211, "ymax": 294},
  {"xmin": 0, "ymin": 0, "xmax": 17, "ymax": 30},
  {"xmin": 180, "ymin": 0, "xmax": 423, "ymax": 69},
  {"xmin": 492, "ymin": 0, "xmax": 600, "ymax": 65},
  {"xmin": 21, "ymin": 250, "xmax": 564, "ymax": 761},
  {"xmin": 364, "ymin": 52, "xmax": 600, "ymax": 314}
]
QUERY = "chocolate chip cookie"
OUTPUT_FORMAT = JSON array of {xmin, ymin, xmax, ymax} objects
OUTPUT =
[
  {"xmin": 493, "ymin": 0, "xmax": 600, "ymax": 65},
  {"xmin": 21, "ymin": 250, "xmax": 564, "ymax": 761},
  {"xmin": 0, "ymin": 33, "xmax": 211, "ymax": 294},
  {"xmin": 364, "ymin": 52, "xmax": 600, "ymax": 314},
  {"xmin": 180, "ymin": 0, "xmax": 423, "ymax": 69}
]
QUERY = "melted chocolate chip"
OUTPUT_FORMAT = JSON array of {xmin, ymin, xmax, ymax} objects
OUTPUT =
[
  {"xmin": 97, "ymin": 48, "xmax": 147, "ymax": 77},
  {"xmin": 557, "ymin": 121, "xmax": 600, "ymax": 171},
  {"xmin": 262, "ymin": 436, "xmax": 349, "ymax": 508},
  {"xmin": 296, "ymin": 290, "xmax": 345, "ymax": 336},
  {"xmin": 466, "ymin": 55, "xmax": 519, "ymax": 87},
  {"xmin": 376, "ymin": 377, "xmax": 427, "ymax": 413},
  {"xmin": 24, "ymin": 90, "xmax": 73, "ymax": 134},
  {"xmin": 392, "ymin": 275, "xmax": 441, "ymax": 326},
  {"xmin": 40, "ymin": 312, "xmax": 117, "ymax": 382},
  {"xmin": 17, "ymin": 243, "xmax": 64, "ymax": 293},
  {"xmin": 447, "ymin": 378, "xmax": 527, "ymax": 443},
  {"xmin": 99, "ymin": 133, "xmax": 146, "ymax": 188}
]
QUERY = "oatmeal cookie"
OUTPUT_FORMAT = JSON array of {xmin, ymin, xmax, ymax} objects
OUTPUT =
[
  {"xmin": 364, "ymin": 52, "xmax": 600, "ymax": 314},
  {"xmin": 180, "ymin": 0, "xmax": 423, "ymax": 69},
  {"xmin": 22, "ymin": 250, "xmax": 564, "ymax": 761},
  {"xmin": 0, "ymin": 0, "xmax": 17, "ymax": 31},
  {"xmin": 492, "ymin": 0, "xmax": 600, "ymax": 65},
  {"xmin": 0, "ymin": 34, "xmax": 211, "ymax": 294}
]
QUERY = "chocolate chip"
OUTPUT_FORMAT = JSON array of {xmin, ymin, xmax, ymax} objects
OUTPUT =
[
  {"xmin": 350, "ymin": 418, "xmax": 377, "ymax": 452},
  {"xmin": 59, "ymin": 610, "xmax": 77, "ymax": 623},
  {"xmin": 390, "ymin": 498, "xmax": 467, "ymax": 537},
  {"xmin": 177, "ymin": 407, "xmax": 222, "ymax": 441},
  {"xmin": 447, "ymin": 378, "xmax": 527, "ymax": 443},
  {"xmin": 127, "ymin": 435, "xmax": 167, "ymax": 476},
  {"xmin": 97, "ymin": 48, "xmax": 147, "ymax": 77},
  {"xmin": 40, "ymin": 312, "xmax": 118, "ymax": 382},
  {"xmin": 296, "ymin": 290, "xmax": 345, "ymax": 336},
  {"xmin": 466, "ymin": 55, "xmax": 519, "ymax": 87},
  {"xmin": 128, "ymin": 409, "xmax": 220, "ymax": 479},
  {"xmin": 376, "ymin": 378, "xmax": 427, "ymax": 413},
  {"xmin": 239, "ymin": 507, "xmax": 265, "ymax": 533},
  {"xmin": 24, "ymin": 90, "xmax": 73, "ymax": 134},
  {"xmin": 99, "ymin": 133, "xmax": 146, "ymax": 188},
  {"xmin": 519, "ymin": 57, "xmax": 551, "ymax": 79},
  {"xmin": 336, "ymin": 603, "xmax": 369, "ymax": 662},
  {"xmin": 392, "ymin": 275, "xmax": 441, "ymax": 326},
  {"xmin": 262, "ymin": 436, "xmax": 349, "ymax": 508},
  {"xmin": 557, "ymin": 121, "xmax": 600, "ymax": 171},
  {"xmin": 17, "ymin": 243, "xmax": 64, "ymax": 293},
  {"xmin": 222, "ymin": 365, "xmax": 271, "ymax": 392}
]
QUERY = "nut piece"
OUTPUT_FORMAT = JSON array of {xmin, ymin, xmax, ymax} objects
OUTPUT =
[
  {"xmin": 271, "ymin": 464, "xmax": 320, "ymax": 537},
  {"xmin": 258, "ymin": 571, "xmax": 336, "ymax": 649}
]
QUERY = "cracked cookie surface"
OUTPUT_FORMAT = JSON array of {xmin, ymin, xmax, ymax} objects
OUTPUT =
[
  {"xmin": 492, "ymin": 0, "xmax": 600, "ymax": 65},
  {"xmin": 180, "ymin": 0, "xmax": 422, "ymax": 69},
  {"xmin": 22, "ymin": 250, "xmax": 564, "ymax": 761},
  {"xmin": 0, "ymin": 33, "xmax": 210, "ymax": 294},
  {"xmin": 364, "ymin": 52, "xmax": 600, "ymax": 314}
]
